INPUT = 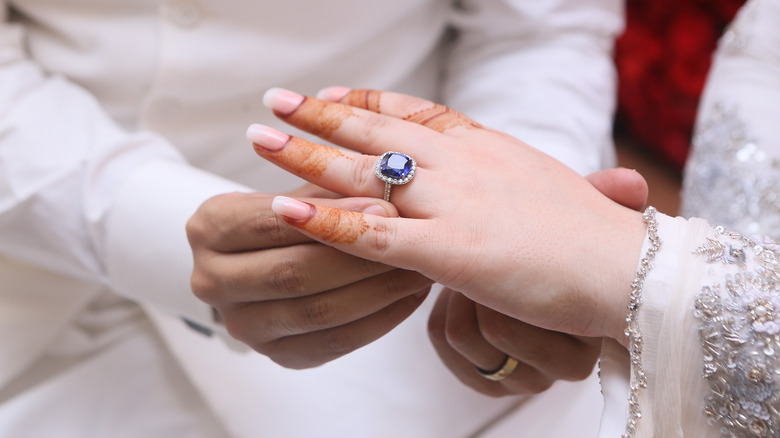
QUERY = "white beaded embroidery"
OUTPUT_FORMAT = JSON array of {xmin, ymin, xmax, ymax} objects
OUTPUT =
[
  {"xmin": 694, "ymin": 227, "xmax": 780, "ymax": 437},
  {"xmin": 623, "ymin": 206, "xmax": 661, "ymax": 437},
  {"xmin": 682, "ymin": 103, "xmax": 780, "ymax": 239}
]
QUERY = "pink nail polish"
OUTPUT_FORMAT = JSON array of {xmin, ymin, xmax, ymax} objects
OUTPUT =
[
  {"xmin": 246, "ymin": 124, "xmax": 289, "ymax": 152},
  {"xmin": 316, "ymin": 86, "xmax": 351, "ymax": 102},
  {"xmin": 263, "ymin": 88, "xmax": 305, "ymax": 115},
  {"xmin": 271, "ymin": 196, "xmax": 314, "ymax": 222}
]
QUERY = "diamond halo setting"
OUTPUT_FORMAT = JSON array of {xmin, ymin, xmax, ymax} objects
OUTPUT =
[{"xmin": 374, "ymin": 151, "xmax": 417, "ymax": 201}]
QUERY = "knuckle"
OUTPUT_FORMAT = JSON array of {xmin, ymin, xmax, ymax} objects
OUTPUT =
[
  {"xmin": 355, "ymin": 256, "xmax": 385, "ymax": 279},
  {"xmin": 190, "ymin": 270, "xmax": 218, "ymax": 304},
  {"xmin": 258, "ymin": 312, "xmax": 297, "ymax": 340},
  {"xmin": 250, "ymin": 205, "xmax": 289, "ymax": 244},
  {"xmin": 320, "ymin": 329, "xmax": 359, "ymax": 361},
  {"xmin": 298, "ymin": 295, "xmax": 336, "ymax": 329},
  {"xmin": 376, "ymin": 270, "xmax": 406, "ymax": 297},
  {"xmin": 361, "ymin": 113, "xmax": 391, "ymax": 140},
  {"xmin": 185, "ymin": 213, "xmax": 210, "ymax": 245},
  {"xmin": 186, "ymin": 192, "xmax": 245, "ymax": 244},
  {"xmin": 369, "ymin": 221, "xmax": 395, "ymax": 256},
  {"xmin": 351, "ymin": 156, "xmax": 378, "ymax": 194},
  {"xmin": 265, "ymin": 254, "xmax": 309, "ymax": 297}
]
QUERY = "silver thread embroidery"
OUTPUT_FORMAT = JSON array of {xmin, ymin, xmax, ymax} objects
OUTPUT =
[{"xmin": 694, "ymin": 226, "xmax": 780, "ymax": 437}]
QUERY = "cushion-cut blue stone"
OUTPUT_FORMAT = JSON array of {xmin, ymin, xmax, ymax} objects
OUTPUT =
[{"xmin": 380, "ymin": 153, "xmax": 412, "ymax": 179}]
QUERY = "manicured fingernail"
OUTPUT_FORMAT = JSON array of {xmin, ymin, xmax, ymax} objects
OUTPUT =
[
  {"xmin": 271, "ymin": 196, "xmax": 314, "ymax": 222},
  {"xmin": 263, "ymin": 87, "xmax": 305, "ymax": 115},
  {"xmin": 246, "ymin": 124, "xmax": 289, "ymax": 152},
  {"xmin": 316, "ymin": 86, "xmax": 351, "ymax": 102},
  {"xmin": 361, "ymin": 204, "xmax": 388, "ymax": 217}
]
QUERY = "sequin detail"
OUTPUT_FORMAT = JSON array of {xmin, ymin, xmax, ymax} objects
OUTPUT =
[
  {"xmin": 694, "ymin": 226, "xmax": 780, "ymax": 437},
  {"xmin": 682, "ymin": 104, "xmax": 780, "ymax": 239}
]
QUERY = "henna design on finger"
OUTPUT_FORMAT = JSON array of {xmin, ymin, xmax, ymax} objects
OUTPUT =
[
  {"xmin": 403, "ymin": 104, "xmax": 482, "ymax": 133},
  {"xmin": 283, "ymin": 205, "xmax": 371, "ymax": 245},
  {"xmin": 277, "ymin": 97, "xmax": 355, "ymax": 140},
  {"xmin": 346, "ymin": 89, "xmax": 382, "ymax": 113},
  {"xmin": 254, "ymin": 137, "xmax": 346, "ymax": 178}
]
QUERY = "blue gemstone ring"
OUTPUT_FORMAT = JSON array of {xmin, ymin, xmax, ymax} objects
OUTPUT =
[{"xmin": 374, "ymin": 151, "xmax": 417, "ymax": 202}]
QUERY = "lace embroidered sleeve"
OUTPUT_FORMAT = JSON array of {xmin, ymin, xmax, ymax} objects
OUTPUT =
[{"xmin": 694, "ymin": 226, "xmax": 780, "ymax": 437}]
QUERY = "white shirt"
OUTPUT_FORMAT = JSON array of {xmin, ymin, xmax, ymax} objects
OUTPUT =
[{"xmin": 0, "ymin": 0, "xmax": 623, "ymax": 436}]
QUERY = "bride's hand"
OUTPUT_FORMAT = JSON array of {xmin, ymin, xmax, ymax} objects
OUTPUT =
[
  {"xmin": 247, "ymin": 87, "xmax": 647, "ymax": 344},
  {"xmin": 427, "ymin": 168, "xmax": 648, "ymax": 396}
]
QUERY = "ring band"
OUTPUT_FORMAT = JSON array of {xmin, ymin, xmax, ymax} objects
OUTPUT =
[
  {"xmin": 476, "ymin": 355, "xmax": 519, "ymax": 381},
  {"xmin": 375, "ymin": 151, "xmax": 417, "ymax": 202}
]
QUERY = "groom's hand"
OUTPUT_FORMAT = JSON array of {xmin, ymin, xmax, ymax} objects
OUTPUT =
[{"xmin": 187, "ymin": 184, "xmax": 432, "ymax": 369}]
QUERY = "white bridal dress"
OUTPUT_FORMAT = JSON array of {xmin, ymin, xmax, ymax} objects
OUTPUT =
[{"xmin": 598, "ymin": 0, "xmax": 780, "ymax": 436}]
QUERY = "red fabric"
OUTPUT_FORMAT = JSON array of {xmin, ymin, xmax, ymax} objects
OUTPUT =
[{"xmin": 615, "ymin": 0, "xmax": 745, "ymax": 170}]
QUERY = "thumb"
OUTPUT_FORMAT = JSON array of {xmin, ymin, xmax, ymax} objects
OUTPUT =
[{"xmin": 585, "ymin": 168, "xmax": 648, "ymax": 212}]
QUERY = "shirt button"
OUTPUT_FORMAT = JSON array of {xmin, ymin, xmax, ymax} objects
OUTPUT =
[{"xmin": 167, "ymin": 0, "xmax": 202, "ymax": 28}]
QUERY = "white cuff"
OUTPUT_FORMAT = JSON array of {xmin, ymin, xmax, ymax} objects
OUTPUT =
[
  {"xmin": 599, "ymin": 213, "xmax": 719, "ymax": 437},
  {"xmin": 105, "ymin": 160, "xmax": 249, "ymax": 337}
]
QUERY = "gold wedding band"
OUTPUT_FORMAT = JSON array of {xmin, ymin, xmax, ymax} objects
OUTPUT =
[{"xmin": 476, "ymin": 355, "xmax": 519, "ymax": 382}]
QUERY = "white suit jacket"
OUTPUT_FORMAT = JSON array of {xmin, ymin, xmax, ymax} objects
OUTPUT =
[{"xmin": 0, "ymin": 0, "xmax": 622, "ymax": 436}]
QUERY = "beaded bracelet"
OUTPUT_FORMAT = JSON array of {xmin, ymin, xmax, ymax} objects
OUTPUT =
[{"xmin": 623, "ymin": 206, "xmax": 661, "ymax": 437}]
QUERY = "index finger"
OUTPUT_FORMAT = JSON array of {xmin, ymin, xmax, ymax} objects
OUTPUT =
[
  {"xmin": 187, "ymin": 192, "xmax": 399, "ymax": 253},
  {"xmin": 269, "ymin": 196, "xmax": 437, "ymax": 278}
]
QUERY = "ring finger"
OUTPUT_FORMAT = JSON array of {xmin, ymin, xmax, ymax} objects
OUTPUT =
[{"xmin": 247, "ymin": 124, "xmax": 435, "ymax": 209}]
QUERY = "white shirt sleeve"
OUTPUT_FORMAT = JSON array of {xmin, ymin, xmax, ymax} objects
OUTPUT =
[
  {"xmin": 0, "ymin": 12, "xmax": 245, "ymax": 333},
  {"xmin": 444, "ymin": 0, "xmax": 623, "ymax": 175}
]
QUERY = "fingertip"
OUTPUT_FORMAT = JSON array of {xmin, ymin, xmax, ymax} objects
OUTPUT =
[
  {"xmin": 246, "ymin": 124, "xmax": 289, "ymax": 152},
  {"xmin": 316, "ymin": 86, "xmax": 351, "ymax": 102},
  {"xmin": 263, "ymin": 87, "xmax": 305, "ymax": 115},
  {"xmin": 271, "ymin": 196, "xmax": 315, "ymax": 223}
]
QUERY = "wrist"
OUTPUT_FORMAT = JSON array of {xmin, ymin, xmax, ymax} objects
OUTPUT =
[
  {"xmin": 610, "ymin": 207, "xmax": 660, "ymax": 348},
  {"xmin": 593, "ymin": 205, "xmax": 653, "ymax": 345}
]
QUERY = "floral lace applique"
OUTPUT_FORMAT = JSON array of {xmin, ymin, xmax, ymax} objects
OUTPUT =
[{"xmin": 694, "ymin": 227, "xmax": 780, "ymax": 437}]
